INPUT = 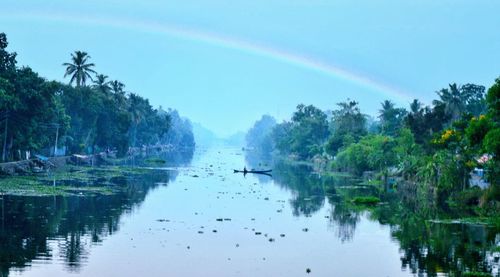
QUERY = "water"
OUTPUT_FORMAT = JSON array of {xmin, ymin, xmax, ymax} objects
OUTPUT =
[{"xmin": 0, "ymin": 146, "xmax": 498, "ymax": 276}]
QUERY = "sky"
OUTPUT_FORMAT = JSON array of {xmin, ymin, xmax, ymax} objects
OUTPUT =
[{"xmin": 1, "ymin": 0, "xmax": 499, "ymax": 137}]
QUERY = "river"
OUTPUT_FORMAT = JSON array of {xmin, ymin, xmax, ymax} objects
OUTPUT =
[{"xmin": 0, "ymin": 146, "xmax": 498, "ymax": 276}]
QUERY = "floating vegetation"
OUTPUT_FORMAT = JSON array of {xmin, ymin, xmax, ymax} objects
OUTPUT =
[
  {"xmin": 0, "ymin": 175, "xmax": 113, "ymax": 196},
  {"xmin": 144, "ymin": 158, "xmax": 167, "ymax": 164},
  {"xmin": 429, "ymin": 217, "xmax": 500, "ymax": 227},
  {"xmin": 352, "ymin": 196, "xmax": 381, "ymax": 205},
  {"xmin": 0, "ymin": 165, "xmax": 164, "ymax": 196}
]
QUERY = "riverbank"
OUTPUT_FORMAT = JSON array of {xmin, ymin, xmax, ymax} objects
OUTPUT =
[
  {"xmin": 0, "ymin": 146, "xmax": 194, "ymax": 196},
  {"xmin": 0, "ymin": 144, "xmax": 193, "ymax": 176},
  {"xmin": 0, "ymin": 165, "xmax": 159, "ymax": 196},
  {"xmin": 259, "ymin": 152, "xmax": 500, "ymax": 230}
]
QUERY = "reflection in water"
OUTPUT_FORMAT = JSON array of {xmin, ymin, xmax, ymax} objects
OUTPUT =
[
  {"xmin": 0, "ymin": 160, "xmax": 182, "ymax": 276},
  {"xmin": 379, "ymin": 199, "xmax": 499, "ymax": 276},
  {"xmin": 0, "ymin": 148, "xmax": 498, "ymax": 276},
  {"xmin": 126, "ymin": 148, "xmax": 194, "ymax": 168},
  {"xmin": 327, "ymin": 199, "xmax": 360, "ymax": 242},
  {"xmin": 246, "ymin": 149, "xmax": 328, "ymax": 216},
  {"xmin": 273, "ymin": 162, "xmax": 325, "ymax": 217},
  {"xmin": 246, "ymin": 149, "xmax": 500, "ymax": 276}
]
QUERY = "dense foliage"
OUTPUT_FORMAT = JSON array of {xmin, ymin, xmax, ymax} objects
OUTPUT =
[
  {"xmin": 273, "ymin": 104, "xmax": 329, "ymax": 159},
  {"xmin": 0, "ymin": 33, "xmax": 194, "ymax": 161},
  {"xmin": 248, "ymin": 77, "xmax": 500, "ymax": 212}
]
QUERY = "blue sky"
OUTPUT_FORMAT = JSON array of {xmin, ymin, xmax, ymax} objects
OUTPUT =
[{"xmin": 1, "ymin": 0, "xmax": 499, "ymax": 136}]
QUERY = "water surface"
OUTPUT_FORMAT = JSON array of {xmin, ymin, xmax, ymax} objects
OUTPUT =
[{"xmin": 1, "ymin": 146, "xmax": 498, "ymax": 276}]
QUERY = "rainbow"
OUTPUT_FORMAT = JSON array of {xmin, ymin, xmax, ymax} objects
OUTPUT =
[{"xmin": 1, "ymin": 11, "xmax": 413, "ymax": 102}]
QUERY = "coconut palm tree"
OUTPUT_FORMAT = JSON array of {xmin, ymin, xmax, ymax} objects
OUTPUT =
[
  {"xmin": 110, "ymin": 80, "xmax": 125, "ymax": 95},
  {"xmin": 92, "ymin": 74, "xmax": 111, "ymax": 94},
  {"xmin": 410, "ymin": 99, "xmax": 423, "ymax": 114},
  {"xmin": 63, "ymin": 51, "xmax": 96, "ymax": 87},
  {"xmin": 108, "ymin": 80, "xmax": 128, "ymax": 109},
  {"xmin": 128, "ymin": 93, "xmax": 147, "ymax": 147},
  {"xmin": 379, "ymin": 100, "xmax": 406, "ymax": 136},
  {"xmin": 434, "ymin": 83, "xmax": 466, "ymax": 122}
]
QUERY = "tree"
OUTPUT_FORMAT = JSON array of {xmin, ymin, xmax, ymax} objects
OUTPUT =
[
  {"xmin": 406, "ymin": 99, "xmax": 449, "ymax": 149},
  {"xmin": 326, "ymin": 99, "xmax": 367, "ymax": 156},
  {"xmin": 92, "ymin": 74, "xmax": 111, "ymax": 94},
  {"xmin": 486, "ymin": 77, "xmax": 500, "ymax": 124},
  {"xmin": 271, "ymin": 121, "xmax": 293, "ymax": 155},
  {"xmin": 246, "ymin": 115, "xmax": 276, "ymax": 153},
  {"xmin": 0, "ymin": 34, "xmax": 70, "ymax": 160},
  {"xmin": 0, "ymin": 32, "xmax": 193, "ymax": 159},
  {"xmin": 378, "ymin": 100, "xmax": 407, "ymax": 136},
  {"xmin": 462, "ymin": 83, "xmax": 487, "ymax": 116},
  {"xmin": 434, "ymin": 83, "xmax": 465, "ymax": 122},
  {"xmin": 127, "ymin": 93, "xmax": 147, "ymax": 147},
  {"xmin": 110, "ymin": 80, "xmax": 125, "ymax": 95},
  {"xmin": 161, "ymin": 109, "xmax": 194, "ymax": 149},
  {"xmin": 289, "ymin": 104, "xmax": 329, "ymax": 159},
  {"xmin": 333, "ymin": 135, "xmax": 396, "ymax": 176},
  {"xmin": 434, "ymin": 83, "xmax": 486, "ymax": 123},
  {"xmin": 0, "ymin": 33, "xmax": 17, "ymax": 78},
  {"xmin": 271, "ymin": 104, "xmax": 329, "ymax": 159},
  {"xmin": 483, "ymin": 77, "xmax": 500, "ymax": 185},
  {"xmin": 63, "ymin": 51, "xmax": 96, "ymax": 87}
]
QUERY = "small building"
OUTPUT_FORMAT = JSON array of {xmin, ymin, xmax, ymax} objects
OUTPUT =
[{"xmin": 470, "ymin": 168, "xmax": 490, "ymax": 189}]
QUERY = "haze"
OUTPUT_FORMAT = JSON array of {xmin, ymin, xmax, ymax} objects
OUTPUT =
[{"xmin": 1, "ymin": 0, "xmax": 499, "ymax": 137}]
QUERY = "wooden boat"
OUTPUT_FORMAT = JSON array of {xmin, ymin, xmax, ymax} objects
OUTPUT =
[{"xmin": 233, "ymin": 168, "xmax": 272, "ymax": 174}]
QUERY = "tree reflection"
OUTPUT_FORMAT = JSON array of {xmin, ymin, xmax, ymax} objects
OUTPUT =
[
  {"xmin": 329, "ymin": 191, "xmax": 498, "ymax": 275},
  {"xmin": 272, "ymin": 161, "xmax": 325, "ymax": 217},
  {"xmin": 0, "ymin": 166, "xmax": 180, "ymax": 276},
  {"xmin": 245, "ymin": 150, "xmax": 499, "ymax": 276},
  {"xmin": 327, "ymin": 199, "xmax": 360, "ymax": 242}
]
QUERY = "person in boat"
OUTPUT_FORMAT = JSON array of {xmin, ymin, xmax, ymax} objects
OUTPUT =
[{"xmin": 243, "ymin": 166, "xmax": 248, "ymax": 174}]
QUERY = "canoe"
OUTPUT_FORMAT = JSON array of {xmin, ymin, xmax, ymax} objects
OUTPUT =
[{"xmin": 233, "ymin": 169, "xmax": 272, "ymax": 173}]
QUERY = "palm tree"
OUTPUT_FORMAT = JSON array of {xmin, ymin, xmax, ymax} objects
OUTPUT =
[
  {"xmin": 379, "ymin": 100, "xmax": 395, "ymax": 118},
  {"xmin": 434, "ymin": 83, "xmax": 466, "ymax": 122},
  {"xmin": 379, "ymin": 100, "xmax": 407, "ymax": 136},
  {"xmin": 409, "ymin": 99, "xmax": 422, "ymax": 114},
  {"xmin": 379, "ymin": 100, "xmax": 396, "ymax": 135},
  {"xmin": 109, "ymin": 80, "xmax": 127, "ymax": 109},
  {"xmin": 63, "ymin": 51, "xmax": 96, "ymax": 87},
  {"xmin": 110, "ymin": 80, "xmax": 125, "ymax": 95},
  {"xmin": 128, "ymin": 93, "xmax": 146, "ymax": 147},
  {"xmin": 92, "ymin": 74, "xmax": 111, "ymax": 94}
]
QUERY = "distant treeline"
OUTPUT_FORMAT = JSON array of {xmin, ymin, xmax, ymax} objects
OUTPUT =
[
  {"xmin": 247, "ymin": 78, "xmax": 500, "ymax": 209},
  {"xmin": 0, "ymin": 33, "xmax": 194, "ymax": 161}
]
